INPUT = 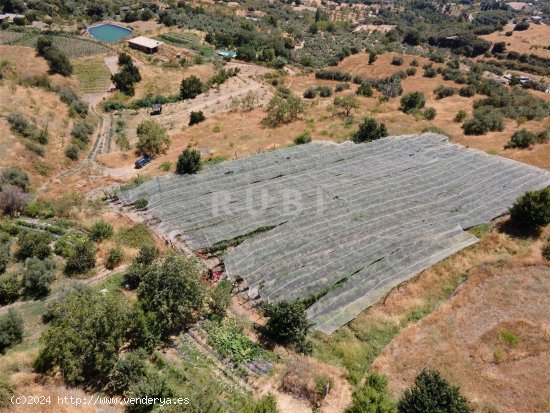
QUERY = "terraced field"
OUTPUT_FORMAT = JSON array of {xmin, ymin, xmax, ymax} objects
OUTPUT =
[
  {"xmin": 73, "ymin": 58, "xmax": 112, "ymax": 93},
  {"xmin": 119, "ymin": 134, "xmax": 550, "ymax": 333},
  {"xmin": 2, "ymin": 32, "xmax": 111, "ymax": 59},
  {"xmin": 156, "ymin": 31, "xmax": 214, "ymax": 57}
]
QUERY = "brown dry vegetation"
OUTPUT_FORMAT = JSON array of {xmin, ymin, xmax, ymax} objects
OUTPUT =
[
  {"xmin": 373, "ymin": 262, "xmax": 550, "ymax": 413},
  {"xmin": 481, "ymin": 23, "xmax": 550, "ymax": 59}
]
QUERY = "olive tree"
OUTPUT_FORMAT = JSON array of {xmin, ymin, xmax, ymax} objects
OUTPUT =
[{"xmin": 136, "ymin": 120, "xmax": 170, "ymax": 156}]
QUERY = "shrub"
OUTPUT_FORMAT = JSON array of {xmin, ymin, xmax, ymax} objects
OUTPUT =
[
  {"xmin": 345, "ymin": 373, "xmax": 396, "ymax": 413},
  {"xmin": 400, "ymin": 92, "xmax": 426, "ymax": 113},
  {"xmin": 398, "ymin": 369, "xmax": 471, "ymax": 413},
  {"xmin": 423, "ymin": 107, "xmax": 437, "ymax": 120},
  {"xmin": 180, "ymin": 75, "xmax": 203, "ymax": 99},
  {"xmin": 463, "ymin": 106, "xmax": 504, "ymax": 135},
  {"xmin": 434, "ymin": 86, "xmax": 455, "ymax": 100},
  {"xmin": 0, "ymin": 309, "xmax": 24, "ymax": 353},
  {"xmin": 368, "ymin": 52, "xmax": 377, "ymax": 65},
  {"xmin": 353, "ymin": 117, "xmax": 388, "ymax": 143},
  {"xmin": 109, "ymin": 349, "xmax": 148, "ymax": 395},
  {"xmin": 189, "ymin": 111, "xmax": 206, "ymax": 126},
  {"xmin": 509, "ymin": 187, "xmax": 550, "ymax": 231},
  {"xmin": 514, "ymin": 21, "xmax": 529, "ymax": 31},
  {"xmin": 106, "ymin": 246, "xmax": 124, "ymax": 270},
  {"xmin": 1, "ymin": 167, "xmax": 30, "ymax": 191},
  {"xmin": 208, "ymin": 279, "xmax": 233, "ymax": 320},
  {"xmin": 423, "ymin": 67, "xmax": 437, "ymax": 78},
  {"xmin": 315, "ymin": 70, "xmax": 351, "ymax": 81},
  {"xmin": 65, "ymin": 144, "xmax": 79, "ymax": 160},
  {"xmin": 0, "ymin": 185, "xmax": 31, "ymax": 216},
  {"xmin": 134, "ymin": 198, "xmax": 148, "ymax": 209},
  {"xmin": 0, "ymin": 375, "xmax": 14, "ymax": 409},
  {"xmin": 406, "ymin": 67, "xmax": 417, "ymax": 76},
  {"xmin": 16, "ymin": 230, "xmax": 52, "ymax": 261},
  {"xmin": 22, "ymin": 257, "xmax": 55, "ymax": 298},
  {"xmin": 459, "ymin": 85, "xmax": 476, "ymax": 97},
  {"xmin": 263, "ymin": 300, "xmax": 312, "ymax": 353},
  {"xmin": 71, "ymin": 121, "xmax": 94, "ymax": 147},
  {"xmin": 356, "ymin": 83, "xmax": 373, "ymax": 97},
  {"xmin": 159, "ymin": 161, "xmax": 171, "ymax": 172},
  {"xmin": 335, "ymin": 83, "xmax": 350, "ymax": 92},
  {"xmin": 127, "ymin": 372, "xmax": 173, "ymax": 412},
  {"xmin": 303, "ymin": 87, "xmax": 317, "ymax": 99},
  {"xmin": 318, "ymin": 86, "xmax": 333, "ymax": 98},
  {"xmin": 391, "ymin": 56, "xmax": 404, "ymax": 66},
  {"xmin": 542, "ymin": 239, "xmax": 550, "ymax": 261},
  {"xmin": 505, "ymin": 129, "xmax": 548, "ymax": 149},
  {"xmin": 0, "ymin": 241, "xmax": 10, "ymax": 274},
  {"xmin": 136, "ymin": 120, "xmax": 170, "ymax": 156},
  {"xmin": 43, "ymin": 47, "xmax": 72, "ymax": 76},
  {"xmin": 294, "ymin": 131, "xmax": 312, "ymax": 145},
  {"xmin": 454, "ymin": 110, "xmax": 467, "ymax": 122},
  {"xmin": 89, "ymin": 220, "xmax": 114, "ymax": 243},
  {"xmin": 176, "ymin": 148, "xmax": 202, "ymax": 175},
  {"xmin": 65, "ymin": 239, "xmax": 96, "ymax": 275},
  {"xmin": 0, "ymin": 274, "xmax": 20, "ymax": 305}
]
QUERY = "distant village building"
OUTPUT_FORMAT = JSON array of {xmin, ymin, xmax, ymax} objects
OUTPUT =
[{"xmin": 128, "ymin": 36, "xmax": 163, "ymax": 54}]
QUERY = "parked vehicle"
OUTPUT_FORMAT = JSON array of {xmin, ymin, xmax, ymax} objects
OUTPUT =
[{"xmin": 135, "ymin": 155, "xmax": 151, "ymax": 169}]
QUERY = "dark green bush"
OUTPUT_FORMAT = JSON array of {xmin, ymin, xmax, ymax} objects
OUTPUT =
[
  {"xmin": 318, "ymin": 86, "xmax": 333, "ymax": 97},
  {"xmin": 106, "ymin": 245, "xmax": 124, "ymax": 270},
  {"xmin": 16, "ymin": 230, "xmax": 52, "ymax": 261},
  {"xmin": 65, "ymin": 144, "xmax": 79, "ymax": 160},
  {"xmin": 176, "ymin": 148, "xmax": 202, "ymax": 175},
  {"xmin": 423, "ymin": 107, "xmax": 437, "ymax": 120},
  {"xmin": 352, "ymin": 117, "xmax": 388, "ymax": 144},
  {"xmin": 294, "ymin": 131, "xmax": 312, "ymax": 145},
  {"xmin": 0, "ymin": 274, "xmax": 20, "ymax": 305},
  {"xmin": 89, "ymin": 220, "xmax": 114, "ymax": 243},
  {"xmin": 22, "ymin": 257, "xmax": 55, "ymax": 298},
  {"xmin": 263, "ymin": 300, "xmax": 312, "ymax": 354},
  {"xmin": 189, "ymin": 111, "xmax": 206, "ymax": 126},
  {"xmin": 434, "ymin": 86, "xmax": 455, "ymax": 100},
  {"xmin": 356, "ymin": 83, "xmax": 373, "ymax": 97},
  {"xmin": 400, "ymin": 92, "xmax": 426, "ymax": 113},
  {"xmin": 303, "ymin": 87, "xmax": 317, "ymax": 99},
  {"xmin": 398, "ymin": 370, "xmax": 471, "ymax": 413},
  {"xmin": 391, "ymin": 55, "xmax": 404, "ymax": 66},
  {"xmin": 0, "ymin": 309, "xmax": 24, "ymax": 353},
  {"xmin": 509, "ymin": 187, "xmax": 550, "ymax": 231}
]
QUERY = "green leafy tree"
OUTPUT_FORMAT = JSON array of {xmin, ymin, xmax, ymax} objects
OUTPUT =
[
  {"xmin": 398, "ymin": 369, "xmax": 471, "ymax": 413},
  {"xmin": 264, "ymin": 95, "xmax": 307, "ymax": 126},
  {"xmin": 334, "ymin": 95, "xmax": 360, "ymax": 117},
  {"xmin": 0, "ymin": 309, "xmax": 24, "ymax": 353},
  {"xmin": 137, "ymin": 254, "xmax": 206, "ymax": 340},
  {"xmin": 22, "ymin": 257, "xmax": 55, "ymax": 298},
  {"xmin": 400, "ymin": 92, "xmax": 426, "ymax": 113},
  {"xmin": 505, "ymin": 129, "xmax": 548, "ymax": 149},
  {"xmin": 509, "ymin": 187, "xmax": 550, "ymax": 231},
  {"xmin": 352, "ymin": 117, "xmax": 388, "ymax": 143},
  {"xmin": 36, "ymin": 290, "xmax": 128, "ymax": 385},
  {"xmin": 136, "ymin": 120, "xmax": 170, "ymax": 156},
  {"xmin": 89, "ymin": 220, "xmax": 114, "ymax": 242},
  {"xmin": 15, "ymin": 230, "xmax": 52, "ymax": 261},
  {"xmin": 0, "ymin": 273, "xmax": 20, "ymax": 305},
  {"xmin": 176, "ymin": 148, "xmax": 202, "ymax": 175},
  {"xmin": 263, "ymin": 300, "xmax": 312, "ymax": 353},
  {"xmin": 180, "ymin": 75, "xmax": 203, "ymax": 100},
  {"xmin": 65, "ymin": 238, "xmax": 96, "ymax": 274},
  {"xmin": 345, "ymin": 373, "xmax": 396, "ymax": 413}
]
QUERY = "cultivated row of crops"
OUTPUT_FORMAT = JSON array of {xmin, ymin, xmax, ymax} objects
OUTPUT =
[
  {"xmin": 0, "ymin": 31, "xmax": 111, "ymax": 59},
  {"xmin": 120, "ymin": 134, "xmax": 550, "ymax": 333}
]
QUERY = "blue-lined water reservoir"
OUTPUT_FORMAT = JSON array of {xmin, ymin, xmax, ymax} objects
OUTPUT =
[{"xmin": 88, "ymin": 24, "xmax": 132, "ymax": 42}]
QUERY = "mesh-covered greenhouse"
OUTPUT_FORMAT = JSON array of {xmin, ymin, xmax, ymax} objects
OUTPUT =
[{"xmin": 119, "ymin": 133, "xmax": 550, "ymax": 333}]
